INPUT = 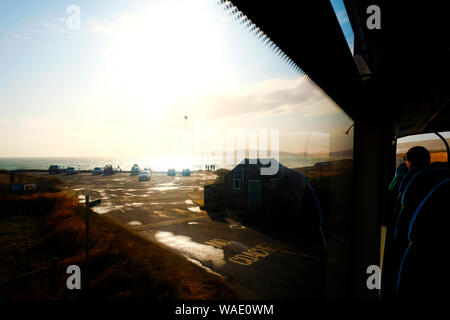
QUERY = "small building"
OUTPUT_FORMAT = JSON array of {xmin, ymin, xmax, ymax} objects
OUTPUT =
[{"xmin": 204, "ymin": 158, "xmax": 323, "ymax": 229}]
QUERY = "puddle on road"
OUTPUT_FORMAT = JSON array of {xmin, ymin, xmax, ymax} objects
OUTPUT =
[
  {"xmin": 186, "ymin": 257, "xmax": 225, "ymax": 279},
  {"xmin": 188, "ymin": 206, "xmax": 202, "ymax": 213},
  {"xmin": 155, "ymin": 231, "xmax": 225, "ymax": 267},
  {"xmin": 188, "ymin": 221, "xmax": 198, "ymax": 225},
  {"xmin": 150, "ymin": 201, "xmax": 183, "ymax": 205},
  {"xmin": 229, "ymin": 224, "xmax": 246, "ymax": 230},
  {"xmin": 158, "ymin": 181, "xmax": 177, "ymax": 187},
  {"xmin": 185, "ymin": 200, "xmax": 194, "ymax": 205},
  {"xmin": 128, "ymin": 221, "xmax": 142, "ymax": 226},
  {"xmin": 73, "ymin": 188, "xmax": 84, "ymax": 191},
  {"xmin": 126, "ymin": 202, "xmax": 145, "ymax": 207},
  {"xmin": 149, "ymin": 186, "xmax": 178, "ymax": 191},
  {"xmin": 91, "ymin": 204, "xmax": 124, "ymax": 214},
  {"xmin": 153, "ymin": 210, "xmax": 168, "ymax": 217}
]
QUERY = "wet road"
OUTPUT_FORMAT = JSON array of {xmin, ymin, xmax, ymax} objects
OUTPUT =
[{"xmin": 55, "ymin": 172, "xmax": 328, "ymax": 299}]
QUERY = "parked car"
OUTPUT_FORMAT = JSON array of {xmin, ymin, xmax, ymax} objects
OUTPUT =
[
  {"xmin": 92, "ymin": 167, "xmax": 103, "ymax": 175},
  {"xmin": 167, "ymin": 168, "xmax": 176, "ymax": 176},
  {"xmin": 130, "ymin": 164, "xmax": 140, "ymax": 176},
  {"xmin": 66, "ymin": 167, "xmax": 79, "ymax": 175},
  {"xmin": 104, "ymin": 165, "xmax": 116, "ymax": 175},
  {"xmin": 139, "ymin": 169, "xmax": 151, "ymax": 182},
  {"xmin": 48, "ymin": 165, "xmax": 62, "ymax": 174}
]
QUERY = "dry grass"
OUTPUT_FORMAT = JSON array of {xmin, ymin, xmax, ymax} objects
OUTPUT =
[{"xmin": 0, "ymin": 173, "xmax": 237, "ymax": 300}]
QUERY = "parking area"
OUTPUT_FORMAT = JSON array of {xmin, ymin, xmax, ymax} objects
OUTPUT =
[{"xmin": 50, "ymin": 171, "xmax": 332, "ymax": 299}]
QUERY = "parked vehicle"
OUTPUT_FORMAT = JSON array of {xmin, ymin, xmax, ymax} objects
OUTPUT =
[
  {"xmin": 181, "ymin": 168, "xmax": 191, "ymax": 176},
  {"xmin": 103, "ymin": 165, "xmax": 116, "ymax": 175},
  {"xmin": 66, "ymin": 167, "xmax": 79, "ymax": 175},
  {"xmin": 130, "ymin": 164, "xmax": 140, "ymax": 176},
  {"xmin": 48, "ymin": 165, "xmax": 62, "ymax": 174},
  {"xmin": 92, "ymin": 167, "xmax": 103, "ymax": 175},
  {"xmin": 139, "ymin": 169, "xmax": 151, "ymax": 182},
  {"xmin": 167, "ymin": 168, "xmax": 176, "ymax": 176}
]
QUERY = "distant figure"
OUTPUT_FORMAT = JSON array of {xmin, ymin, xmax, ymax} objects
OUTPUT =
[{"xmin": 184, "ymin": 115, "xmax": 188, "ymax": 120}]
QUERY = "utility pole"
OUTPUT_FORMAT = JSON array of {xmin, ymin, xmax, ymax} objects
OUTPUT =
[{"xmin": 85, "ymin": 195, "xmax": 89, "ymax": 296}]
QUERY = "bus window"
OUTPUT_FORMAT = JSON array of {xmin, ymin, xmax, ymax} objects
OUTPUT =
[{"xmin": 396, "ymin": 132, "xmax": 450, "ymax": 167}]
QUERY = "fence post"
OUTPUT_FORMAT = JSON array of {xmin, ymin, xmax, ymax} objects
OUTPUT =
[
  {"xmin": 52, "ymin": 257, "xmax": 59, "ymax": 293},
  {"xmin": 10, "ymin": 171, "xmax": 15, "ymax": 184},
  {"xmin": 85, "ymin": 195, "xmax": 89, "ymax": 295}
]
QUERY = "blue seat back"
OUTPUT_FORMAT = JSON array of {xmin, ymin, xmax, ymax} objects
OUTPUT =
[{"xmin": 396, "ymin": 178, "xmax": 450, "ymax": 296}]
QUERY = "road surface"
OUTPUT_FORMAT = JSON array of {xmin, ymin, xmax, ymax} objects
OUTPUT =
[{"xmin": 54, "ymin": 171, "xmax": 335, "ymax": 299}]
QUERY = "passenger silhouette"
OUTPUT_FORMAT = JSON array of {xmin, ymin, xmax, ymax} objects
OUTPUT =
[
  {"xmin": 381, "ymin": 146, "xmax": 432, "ymax": 299},
  {"xmin": 385, "ymin": 146, "xmax": 431, "ymax": 227}
]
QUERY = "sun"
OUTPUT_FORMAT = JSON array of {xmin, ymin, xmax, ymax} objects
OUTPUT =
[{"xmin": 96, "ymin": 0, "xmax": 228, "ymax": 123}]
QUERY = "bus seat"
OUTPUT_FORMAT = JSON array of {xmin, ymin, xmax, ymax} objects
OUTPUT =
[
  {"xmin": 394, "ymin": 168, "xmax": 450, "ymax": 240},
  {"xmin": 394, "ymin": 167, "xmax": 423, "ymax": 214},
  {"xmin": 430, "ymin": 161, "xmax": 449, "ymax": 168},
  {"xmin": 396, "ymin": 178, "xmax": 450, "ymax": 298},
  {"xmin": 381, "ymin": 168, "xmax": 450, "ymax": 299}
]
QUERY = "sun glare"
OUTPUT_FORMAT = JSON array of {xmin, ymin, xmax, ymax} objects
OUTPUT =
[{"xmin": 96, "ymin": 1, "xmax": 227, "ymax": 123}]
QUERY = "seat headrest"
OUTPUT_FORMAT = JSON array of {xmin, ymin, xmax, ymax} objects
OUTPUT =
[{"xmin": 408, "ymin": 178, "xmax": 450, "ymax": 242}]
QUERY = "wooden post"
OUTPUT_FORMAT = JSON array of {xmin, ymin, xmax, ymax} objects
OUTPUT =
[
  {"xmin": 52, "ymin": 257, "xmax": 59, "ymax": 293},
  {"xmin": 85, "ymin": 195, "xmax": 89, "ymax": 295}
]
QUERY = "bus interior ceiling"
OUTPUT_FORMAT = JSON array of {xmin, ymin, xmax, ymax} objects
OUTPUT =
[{"xmin": 231, "ymin": 0, "xmax": 449, "ymax": 298}]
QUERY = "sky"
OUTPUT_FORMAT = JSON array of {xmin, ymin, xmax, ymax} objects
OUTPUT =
[
  {"xmin": 330, "ymin": 0, "xmax": 354, "ymax": 54},
  {"xmin": 0, "ymin": 0, "xmax": 355, "ymax": 158}
]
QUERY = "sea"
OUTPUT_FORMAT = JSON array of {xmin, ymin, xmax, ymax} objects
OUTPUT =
[{"xmin": 0, "ymin": 155, "xmax": 338, "ymax": 172}]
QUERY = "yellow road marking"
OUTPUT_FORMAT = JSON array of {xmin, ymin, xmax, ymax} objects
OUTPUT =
[
  {"xmin": 204, "ymin": 238, "xmax": 232, "ymax": 248},
  {"xmin": 229, "ymin": 243, "xmax": 283, "ymax": 266}
]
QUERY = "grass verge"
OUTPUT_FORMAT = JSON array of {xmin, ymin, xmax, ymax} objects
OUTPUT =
[{"xmin": 0, "ymin": 173, "xmax": 237, "ymax": 300}]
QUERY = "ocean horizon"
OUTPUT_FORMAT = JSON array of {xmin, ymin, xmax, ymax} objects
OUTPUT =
[{"xmin": 0, "ymin": 155, "xmax": 342, "ymax": 172}]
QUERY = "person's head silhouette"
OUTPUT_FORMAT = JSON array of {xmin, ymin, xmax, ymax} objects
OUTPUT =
[{"xmin": 405, "ymin": 146, "xmax": 431, "ymax": 169}]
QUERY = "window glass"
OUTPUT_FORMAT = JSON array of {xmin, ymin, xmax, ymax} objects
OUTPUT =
[
  {"xmin": 396, "ymin": 132, "xmax": 449, "ymax": 167},
  {"xmin": 0, "ymin": 0, "xmax": 355, "ymax": 300}
]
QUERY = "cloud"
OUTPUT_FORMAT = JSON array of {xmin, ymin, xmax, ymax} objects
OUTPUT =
[{"xmin": 200, "ymin": 77, "xmax": 339, "ymax": 119}]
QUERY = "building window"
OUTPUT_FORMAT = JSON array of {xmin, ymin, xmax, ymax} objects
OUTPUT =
[{"xmin": 233, "ymin": 178, "xmax": 241, "ymax": 190}]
